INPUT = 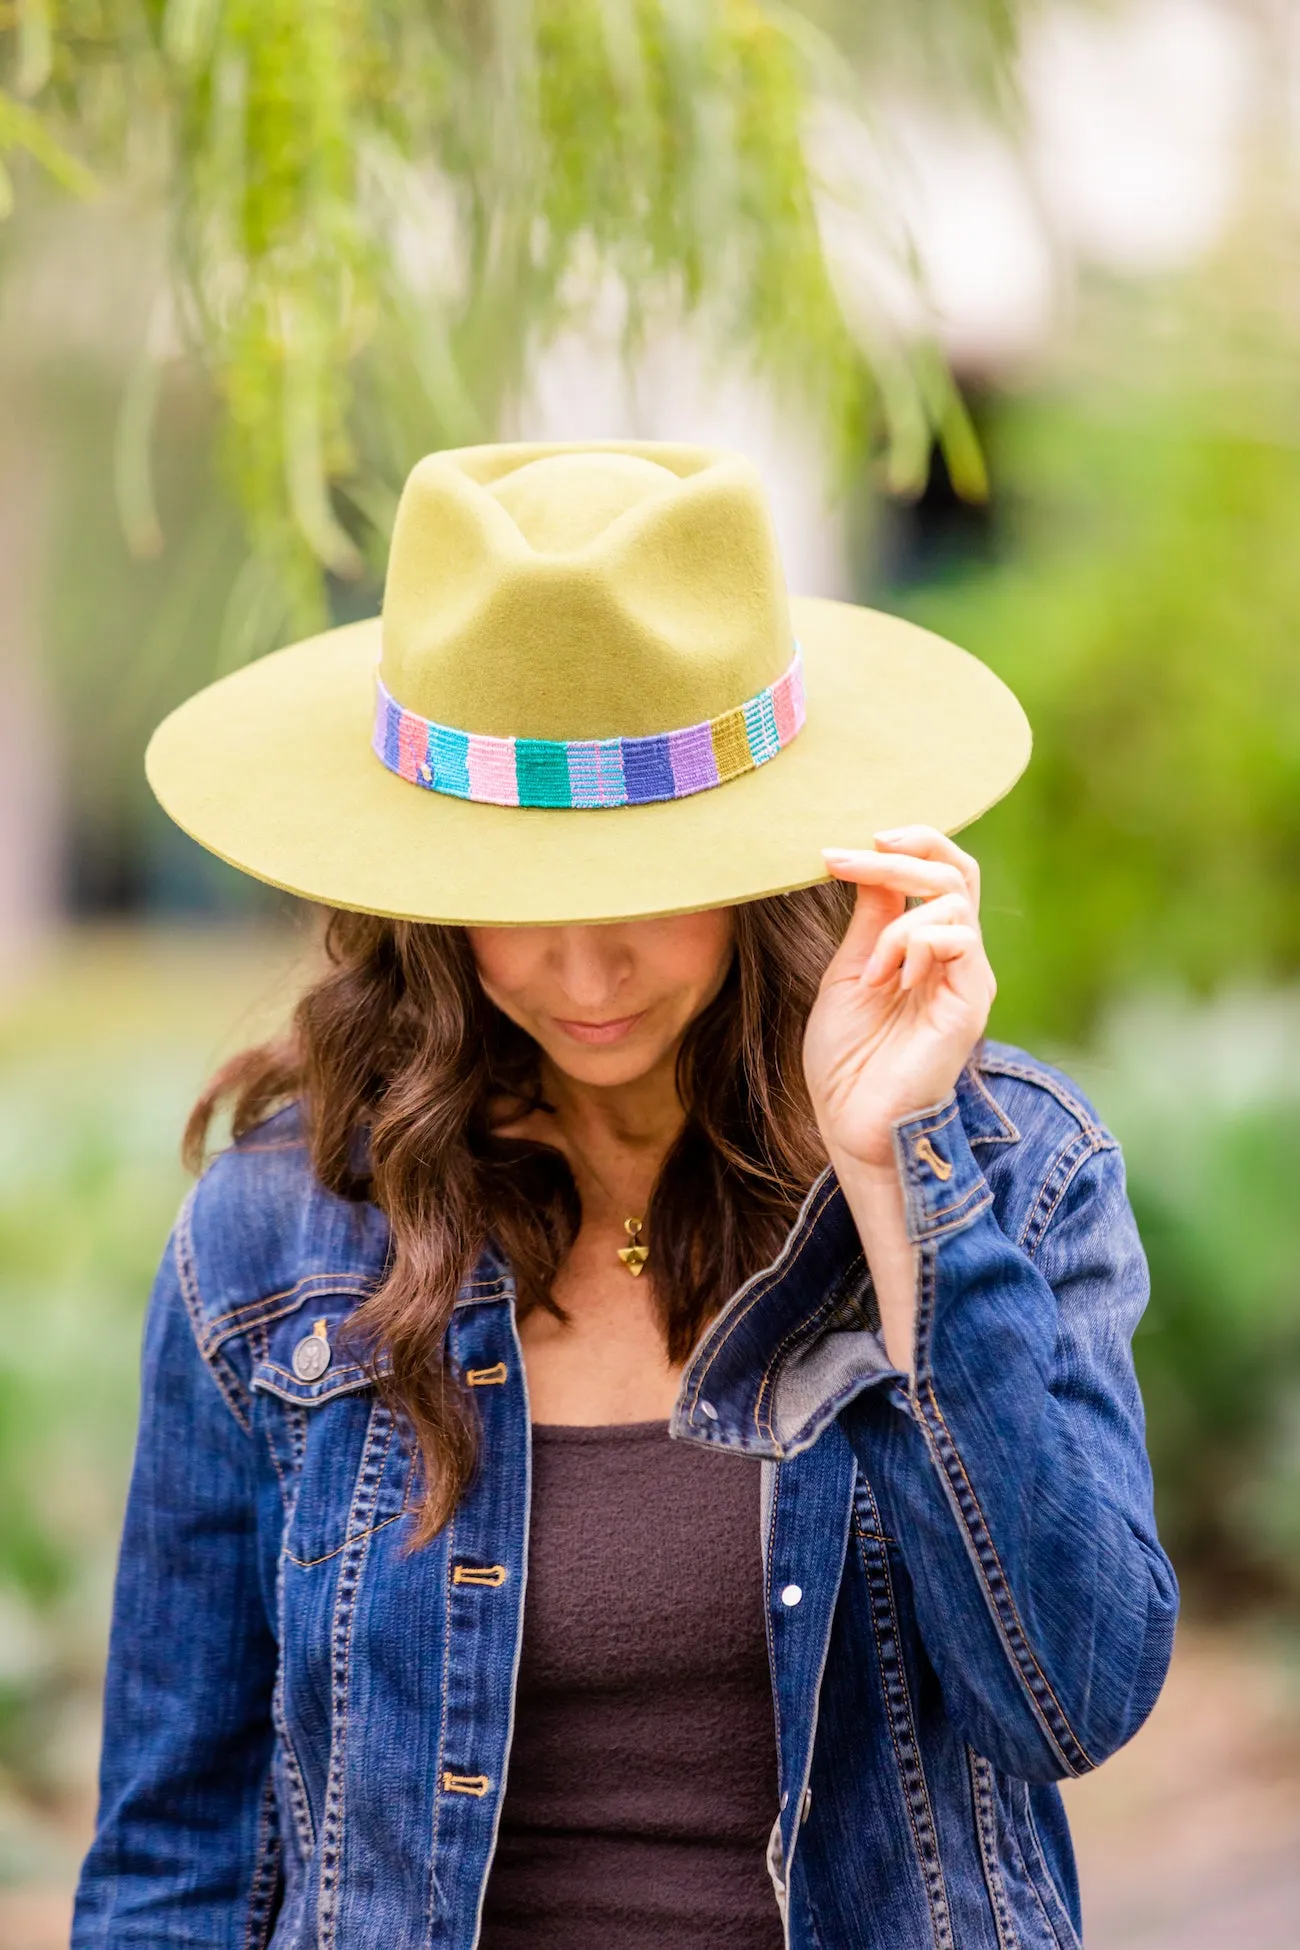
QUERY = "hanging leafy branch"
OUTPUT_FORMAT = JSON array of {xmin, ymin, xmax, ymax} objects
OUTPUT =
[{"xmin": 2, "ymin": 1, "xmax": 1021, "ymax": 653}]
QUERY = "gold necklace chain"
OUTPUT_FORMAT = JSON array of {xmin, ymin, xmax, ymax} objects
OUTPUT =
[{"xmin": 556, "ymin": 1130, "xmax": 651, "ymax": 1279}]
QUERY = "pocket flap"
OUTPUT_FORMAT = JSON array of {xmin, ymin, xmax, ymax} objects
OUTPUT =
[
  {"xmin": 251, "ymin": 1301, "xmax": 391, "ymax": 1408},
  {"xmin": 252, "ymin": 1356, "xmax": 377, "ymax": 1407}
]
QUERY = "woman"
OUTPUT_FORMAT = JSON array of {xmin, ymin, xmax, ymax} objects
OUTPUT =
[{"xmin": 75, "ymin": 443, "xmax": 1177, "ymax": 1950}]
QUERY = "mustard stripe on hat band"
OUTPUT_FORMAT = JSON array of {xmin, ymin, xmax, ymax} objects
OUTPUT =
[{"xmin": 372, "ymin": 648, "xmax": 806, "ymax": 809}]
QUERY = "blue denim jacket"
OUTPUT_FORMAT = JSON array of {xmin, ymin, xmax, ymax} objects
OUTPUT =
[{"xmin": 75, "ymin": 1041, "xmax": 1177, "ymax": 1949}]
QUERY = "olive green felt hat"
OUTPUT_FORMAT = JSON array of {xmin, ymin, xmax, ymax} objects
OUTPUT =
[{"xmin": 145, "ymin": 441, "xmax": 1030, "ymax": 925}]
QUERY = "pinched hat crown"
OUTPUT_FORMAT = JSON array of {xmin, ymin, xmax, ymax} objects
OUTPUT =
[{"xmin": 380, "ymin": 444, "xmax": 793, "ymax": 743}]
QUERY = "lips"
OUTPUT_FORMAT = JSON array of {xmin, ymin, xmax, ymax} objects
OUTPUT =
[{"xmin": 552, "ymin": 1012, "xmax": 646, "ymax": 1046}]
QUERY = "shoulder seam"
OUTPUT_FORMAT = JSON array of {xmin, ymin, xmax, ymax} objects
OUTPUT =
[
  {"xmin": 978, "ymin": 1054, "xmax": 1106, "ymax": 1140},
  {"xmin": 963, "ymin": 1063, "xmax": 1020, "ymax": 1144}
]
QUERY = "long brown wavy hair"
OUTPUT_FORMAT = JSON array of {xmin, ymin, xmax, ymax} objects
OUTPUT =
[{"xmin": 186, "ymin": 885, "xmax": 854, "ymax": 1543}]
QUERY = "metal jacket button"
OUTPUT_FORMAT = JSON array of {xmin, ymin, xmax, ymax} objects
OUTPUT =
[
  {"xmin": 292, "ymin": 1318, "xmax": 332, "ymax": 1381},
  {"xmin": 780, "ymin": 1583, "xmax": 803, "ymax": 1607},
  {"xmin": 915, "ymin": 1135, "xmax": 953, "ymax": 1182}
]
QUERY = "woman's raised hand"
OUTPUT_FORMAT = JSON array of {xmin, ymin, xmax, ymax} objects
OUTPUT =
[{"xmin": 803, "ymin": 827, "xmax": 996, "ymax": 1173}]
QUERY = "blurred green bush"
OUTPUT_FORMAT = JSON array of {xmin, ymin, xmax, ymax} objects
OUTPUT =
[
  {"xmin": 1078, "ymin": 993, "xmax": 1300, "ymax": 1615},
  {"xmin": 899, "ymin": 389, "xmax": 1300, "ymax": 1047},
  {"xmin": 0, "ymin": 932, "xmax": 298, "ymax": 1834},
  {"xmin": 3, "ymin": 0, "xmax": 1007, "ymax": 642}
]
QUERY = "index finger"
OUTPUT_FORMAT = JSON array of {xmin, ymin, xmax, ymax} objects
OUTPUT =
[
  {"xmin": 870, "ymin": 825, "xmax": 981, "ymax": 910},
  {"xmin": 821, "ymin": 847, "xmax": 970, "ymax": 905}
]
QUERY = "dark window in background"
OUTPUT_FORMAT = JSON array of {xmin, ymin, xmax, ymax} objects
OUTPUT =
[{"xmin": 860, "ymin": 387, "xmax": 1002, "ymax": 600}]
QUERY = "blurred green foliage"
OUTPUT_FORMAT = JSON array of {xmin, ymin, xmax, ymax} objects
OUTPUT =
[
  {"xmin": 33, "ymin": 369, "xmax": 279, "ymax": 912},
  {"xmin": 1, "ymin": 0, "xmax": 1015, "ymax": 652},
  {"xmin": 895, "ymin": 389, "xmax": 1300, "ymax": 1047},
  {"xmin": 1077, "ymin": 994, "xmax": 1300, "ymax": 1615},
  {"xmin": 0, "ymin": 932, "xmax": 302, "ymax": 1819}
]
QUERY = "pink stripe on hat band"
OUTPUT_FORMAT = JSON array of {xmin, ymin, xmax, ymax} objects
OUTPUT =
[{"xmin": 466, "ymin": 735, "xmax": 520, "ymax": 806}]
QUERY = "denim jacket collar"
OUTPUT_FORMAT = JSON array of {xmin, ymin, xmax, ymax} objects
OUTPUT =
[
  {"xmin": 667, "ymin": 1062, "xmax": 1022, "ymax": 1459},
  {"xmin": 206, "ymin": 1067, "xmax": 1018, "ymax": 1449}
]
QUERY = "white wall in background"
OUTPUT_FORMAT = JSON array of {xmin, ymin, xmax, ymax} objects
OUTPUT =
[
  {"xmin": 815, "ymin": 0, "xmax": 1263, "ymax": 373},
  {"xmin": 516, "ymin": 307, "xmax": 853, "ymax": 601},
  {"xmin": 1025, "ymin": 0, "xmax": 1258, "ymax": 276}
]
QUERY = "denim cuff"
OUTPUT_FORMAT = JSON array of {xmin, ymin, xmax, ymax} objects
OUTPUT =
[{"xmin": 891, "ymin": 1094, "xmax": 993, "ymax": 1244}]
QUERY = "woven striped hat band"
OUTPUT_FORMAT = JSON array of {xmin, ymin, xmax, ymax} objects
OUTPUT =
[{"xmin": 373, "ymin": 646, "xmax": 806, "ymax": 810}]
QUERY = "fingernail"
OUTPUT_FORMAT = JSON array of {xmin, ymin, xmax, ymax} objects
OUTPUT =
[{"xmin": 874, "ymin": 829, "xmax": 905, "ymax": 843}]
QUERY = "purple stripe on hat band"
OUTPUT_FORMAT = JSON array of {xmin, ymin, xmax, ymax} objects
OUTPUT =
[
  {"xmin": 372, "ymin": 646, "xmax": 806, "ymax": 809},
  {"xmin": 668, "ymin": 722, "xmax": 720, "ymax": 796}
]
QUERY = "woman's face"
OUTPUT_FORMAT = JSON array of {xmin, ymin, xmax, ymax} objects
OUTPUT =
[{"xmin": 467, "ymin": 910, "xmax": 735, "ymax": 1088}]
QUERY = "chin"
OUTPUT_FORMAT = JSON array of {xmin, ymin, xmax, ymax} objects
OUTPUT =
[{"xmin": 542, "ymin": 1038, "xmax": 667, "ymax": 1089}]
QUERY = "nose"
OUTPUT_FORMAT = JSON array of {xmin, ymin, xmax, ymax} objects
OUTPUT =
[{"xmin": 547, "ymin": 926, "xmax": 632, "ymax": 1011}]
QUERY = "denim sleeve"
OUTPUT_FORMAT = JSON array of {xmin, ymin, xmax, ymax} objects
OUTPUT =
[
  {"xmin": 72, "ymin": 1224, "xmax": 280, "ymax": 1947},
  {"xmin": 846, "ymin": 1102, "xmax": 1178, "ymax": 1784}
]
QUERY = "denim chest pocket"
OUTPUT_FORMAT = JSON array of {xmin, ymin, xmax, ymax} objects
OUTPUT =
[{"xmin": 252, "ymin": 1322, "xmax": 416, "ymax": 1569}]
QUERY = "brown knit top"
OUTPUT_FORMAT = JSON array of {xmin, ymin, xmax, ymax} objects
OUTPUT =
[{"xmin": 479, "ymin": 1421, "xmax": 784, "ymax": 1949}]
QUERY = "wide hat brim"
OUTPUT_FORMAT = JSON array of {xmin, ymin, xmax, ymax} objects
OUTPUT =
[{"xmin": 145, "ymin": 596, "xmax": 1030, "ymax": 926}]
